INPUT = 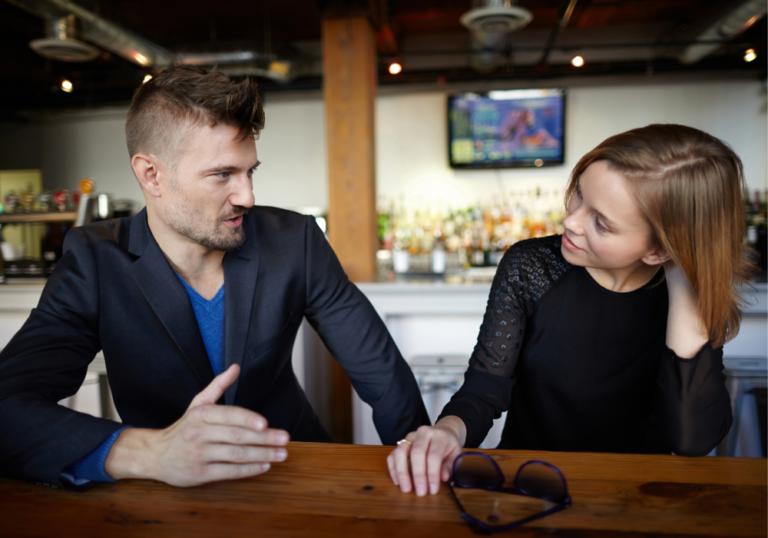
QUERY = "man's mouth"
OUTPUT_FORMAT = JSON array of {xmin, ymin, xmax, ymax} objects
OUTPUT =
[{"xmin": 224, "ymin": 214, "xmax": 244, "ymax": 228}]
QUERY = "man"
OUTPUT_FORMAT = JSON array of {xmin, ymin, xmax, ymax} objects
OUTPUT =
[{"xmin": 0, "ymin": 66, "xmax": 429, "ymax": 489}]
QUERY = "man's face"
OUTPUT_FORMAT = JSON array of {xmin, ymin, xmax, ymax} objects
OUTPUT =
[{"xmin": 161, "ymin": 122, "xmax": 258, "ymax": 252}]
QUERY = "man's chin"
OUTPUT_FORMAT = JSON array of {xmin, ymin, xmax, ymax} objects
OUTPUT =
[{"xmin": 197, "ymin": 228, "xmax": 246, "ymax": 252}]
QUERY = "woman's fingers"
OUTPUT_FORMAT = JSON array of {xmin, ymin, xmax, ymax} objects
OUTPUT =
[
  {"xmin": 386, "ymin": 452, "xmax": 398, "ymax": 486},
  {"xmin": 426, "ymin": 441, "xmax": 448, "ymax": 494},
  {"xmin": 393, "ymin": 441, "xmax": 413, "ymax": 493},
  {"xmin": 389, "ymin": 427, "xmax": 461, "ymax": 496},
  {"xmin": 409, "ymin": 432, "xmax": 430, "ymax": 496}
]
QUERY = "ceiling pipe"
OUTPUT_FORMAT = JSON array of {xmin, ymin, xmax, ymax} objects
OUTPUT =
[
  {"xmin": 678, "ymin": 0, "xmax": 766, "ymax": 64},
  {"xmin": 7, "ymin": 0, "xmax": 172, "ymax": 66},
  {"xmin": 6, "ymin": 0, "xmax": 294, "ymax": 81},
  {"xmin": 538, "ymin": 0, "xmax": 578, "ymax": 66}
]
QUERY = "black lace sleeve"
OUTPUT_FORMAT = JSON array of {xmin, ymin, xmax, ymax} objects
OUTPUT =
[{"xmin": 439, "ymin": 236, "xmax": 572, "ymax": 447}]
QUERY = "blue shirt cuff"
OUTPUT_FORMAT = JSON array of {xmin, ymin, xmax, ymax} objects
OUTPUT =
[{"xmin": 61, "ymin": 426, "xmax": 130, "ymax": 485}]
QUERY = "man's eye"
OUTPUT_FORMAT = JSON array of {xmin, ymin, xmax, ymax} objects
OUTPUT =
[{"xmin": 216, "ymin": 172, "xmax": 230, "ymax": 179}]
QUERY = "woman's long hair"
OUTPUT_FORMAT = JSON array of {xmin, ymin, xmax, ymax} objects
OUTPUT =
[{"xmin": 564, "ymin": 124, "xmax": 757, "ymax": 348}]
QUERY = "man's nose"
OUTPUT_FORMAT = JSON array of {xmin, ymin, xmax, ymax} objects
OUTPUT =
[{"xmin": 230, "ymin": 174, "xmax": 255, "ymax": 209}]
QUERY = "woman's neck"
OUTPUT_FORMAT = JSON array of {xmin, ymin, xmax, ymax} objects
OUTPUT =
[{"xmin": 585, "ymin": 262, "xmax": 661, "ymax": 293}]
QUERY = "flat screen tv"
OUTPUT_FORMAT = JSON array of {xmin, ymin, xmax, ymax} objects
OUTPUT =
[{"xmin": 448, "ymin": 88, "xmax": 566, "ymax": 169}]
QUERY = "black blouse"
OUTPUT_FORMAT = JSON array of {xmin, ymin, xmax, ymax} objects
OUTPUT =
[{"xmin": 439, "ymin": 235, "xmax": 733, "ymax": 455}]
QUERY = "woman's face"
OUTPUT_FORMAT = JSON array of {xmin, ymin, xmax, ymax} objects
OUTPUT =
[{"xmin": 561, "ymin": 160, "xmax": 660, "ymax": 271}]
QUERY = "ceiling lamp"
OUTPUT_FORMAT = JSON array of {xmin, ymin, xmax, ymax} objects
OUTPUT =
[
  {"xmin": 30, "ymin": 14, "xmax": 99, "ymax": 62},
  {"xmin": 571, "ymin": 55, "xmax": 584, "ymax": 67},
  {"xmin": 60, "ymin": 79, "xmax": 73, "ymax": 92},
  {"xmin": 388, "ymin": 62, "xmax": 402, "ymax": 75},
  {"xmin": 460, "ymin": 0, "xmax": 533, "ymax": 72},
  {"xmin": 744, "ymin": 48, "xmax": 757, "ymax": 62}
]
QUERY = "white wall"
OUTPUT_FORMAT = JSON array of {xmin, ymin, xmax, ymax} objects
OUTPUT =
[
  {"xmin": 0, "ymin": 79, "xmax": 765, "ymax": 213},
  {"xmin": 0, "ymin": 95, "xmax": 329, "ymax": 213},
  {"xmin": 375, "ymin": 80, "xmax": 768, "ymax": 211}
]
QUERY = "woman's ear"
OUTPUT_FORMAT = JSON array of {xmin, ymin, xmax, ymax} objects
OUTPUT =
[
  {"xmin": 131, "ymin": 153, "xmax": 163, "ymax": 198},
  {"xmin": 642, "ymin": 247, "xmax": 670, "ymax": 266}
]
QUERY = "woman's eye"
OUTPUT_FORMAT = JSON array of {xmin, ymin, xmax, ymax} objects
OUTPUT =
[{"xmin": 594, "ymin": 215, "xmax": 607, "ymax": 232}]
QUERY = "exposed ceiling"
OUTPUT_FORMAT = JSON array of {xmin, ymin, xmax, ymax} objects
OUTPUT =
[{"xmin": 0, "ymin": 0, "xmax": 765, "ymax": 119}]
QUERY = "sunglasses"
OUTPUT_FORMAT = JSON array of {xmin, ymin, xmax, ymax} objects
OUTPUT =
[{"xmin": 448, "ymin": 452, "xmax": 572, "ymax": 534}]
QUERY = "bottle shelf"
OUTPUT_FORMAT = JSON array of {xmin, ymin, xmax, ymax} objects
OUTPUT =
[{"xmin": 0, "ymin": 212, "xmax": 77, "ymax": 224}]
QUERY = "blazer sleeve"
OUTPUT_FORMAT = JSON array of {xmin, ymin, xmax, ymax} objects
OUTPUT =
[
  {"xmin": 300, "ymin": 217, "xmax": 430, "ymax": 444},
  {"xmin": 0, "ymin": 228, "xmax": 124, "ymax": 488}
]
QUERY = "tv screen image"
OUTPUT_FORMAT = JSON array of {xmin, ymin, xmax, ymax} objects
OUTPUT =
[{"xmin": 448, "ymin": 88, "xmax": 566, "ymax": 169}]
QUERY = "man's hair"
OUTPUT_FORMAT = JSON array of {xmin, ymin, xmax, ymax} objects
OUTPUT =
[
  {"xmin": 564, "ymin": 124, "xmax": 757, "ymax": 348},
  {"xmin": 125, "ymin": 65, "xmax": 265, "ymax": 165}
]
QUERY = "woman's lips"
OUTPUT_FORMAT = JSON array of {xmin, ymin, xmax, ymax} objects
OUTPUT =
[{"xmin": 561, "ymin": 233, "xmax": 582, "ymax": 252}]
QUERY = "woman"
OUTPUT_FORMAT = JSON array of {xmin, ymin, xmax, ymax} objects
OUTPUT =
[{"xmin": 388, "ymin": 124, "xmax": 756, "ymax": 497}]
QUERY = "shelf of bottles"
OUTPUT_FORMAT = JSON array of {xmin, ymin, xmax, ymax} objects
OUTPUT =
[
  {"xmin": 376, "ymin": 187, "xmax": 566, "ymax": 277},
  {"xmin": 0, "ymin": 180, "xmax": 95, "ymax": 281},
  {"xmin": 746, "ymin": 189, "xmax": 768, "ymax": 276}
]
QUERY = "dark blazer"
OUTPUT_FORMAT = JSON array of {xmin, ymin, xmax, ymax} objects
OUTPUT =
[{"xmin": 0, "ymin": 207, "xmax": 429, "ymax": 488}]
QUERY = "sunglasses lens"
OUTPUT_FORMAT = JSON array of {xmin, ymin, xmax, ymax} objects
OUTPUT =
[
  {"xmin": 516, "ymin": 462, "xmax": 566, "ymax": 500},
  {"xmin": 453, "ymin": 454, "xmax": 503, "ymax": 489}
]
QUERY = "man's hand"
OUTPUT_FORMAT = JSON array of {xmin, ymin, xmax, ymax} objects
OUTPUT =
[{"xmin": 104, "ymin": 364, "xmax": 290, "ymax": 487}]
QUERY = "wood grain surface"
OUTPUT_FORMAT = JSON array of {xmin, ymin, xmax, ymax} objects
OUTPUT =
[{"xmin": 1, "ymin": 443, "xmax": 765, "ymax": 537}]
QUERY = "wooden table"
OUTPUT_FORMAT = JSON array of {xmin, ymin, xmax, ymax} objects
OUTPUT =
[{"xmin": 1, "ymin": 443, "xmax": 765, "ymax": 537}]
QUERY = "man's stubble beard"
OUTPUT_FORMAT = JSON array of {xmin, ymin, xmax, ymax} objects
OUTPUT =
[{"xmin": 166, "ymin": 178, "xmax": 248, "ymax": 252}]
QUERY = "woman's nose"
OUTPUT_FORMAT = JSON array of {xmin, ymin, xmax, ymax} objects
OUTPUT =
[{"xmin": 562, "ymin": 208, "xmax": 584, "ymax": 235}]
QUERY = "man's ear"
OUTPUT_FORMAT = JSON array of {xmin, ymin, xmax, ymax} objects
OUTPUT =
[
  {"xmin": 131, "ymin": 153, "xmax": 163, "ymax": 198},
  {"xmin": 642, "ymin": 246, "xmax": 671, "ymax": 266}
]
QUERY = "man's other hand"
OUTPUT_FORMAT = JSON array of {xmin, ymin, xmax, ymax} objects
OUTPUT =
[{"xmin": 104, "ymin": 364, "xmax": 290, "ymax": 486}]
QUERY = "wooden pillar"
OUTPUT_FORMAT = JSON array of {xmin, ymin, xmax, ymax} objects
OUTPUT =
[
  {"xmin": 322, "ymin": 16, "xmax": 378, "ymax": 443},
  {"xmin": 323, "ymin": 17, "xmax": 378, "ymax": 283}
]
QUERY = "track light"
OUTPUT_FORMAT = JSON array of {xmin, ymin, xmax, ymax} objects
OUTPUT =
[
  {"xmin": 61, "ymin": 79, "xmax": 73, "ymax": 92},
  {"xmin": 744, "ymin": 48, "xmax": 757, "ymax": 62}
]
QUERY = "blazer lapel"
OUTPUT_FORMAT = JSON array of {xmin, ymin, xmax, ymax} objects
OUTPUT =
[
  {"xmin": 128, "ymin": 211, "xmax": 214, "ymax": 388},
  {"xmin": 222, "ymin": 242, "xmax": 259, "ymax": 405}
]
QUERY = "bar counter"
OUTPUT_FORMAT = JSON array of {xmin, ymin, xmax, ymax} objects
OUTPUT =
[{"xmin": 1, "ymin": 442, "xmax": 765, "ymax": 537}]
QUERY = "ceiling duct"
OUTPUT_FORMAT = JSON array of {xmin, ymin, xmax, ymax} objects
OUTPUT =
[
  {"xmin": 7, "ymin": 0, "xmax": 172, "ymax": 67},
  {"xmin": 678, "ymin": 0, "xmax": 766, "ymax": 64},
  {"xmin": 29, "ymin": 13, "xmax": 99, "ymax": 62},
  {"xmin": 7, "ymin": 0, "xmax": 293, "ymax": 81},
  {"xmin": 460, "ymin": 0, "xmax": 533, "ymax": 72}
]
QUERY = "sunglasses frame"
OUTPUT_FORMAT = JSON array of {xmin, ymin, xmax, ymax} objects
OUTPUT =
[{"xmin": 448, "ymin": 452, "xmax": 572, "ymax": 534}]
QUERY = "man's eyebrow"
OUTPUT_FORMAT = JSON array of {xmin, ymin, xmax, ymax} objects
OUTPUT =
[{"xmin": 201, "ymin": 161, "xmax": 261, "ymax": 175}]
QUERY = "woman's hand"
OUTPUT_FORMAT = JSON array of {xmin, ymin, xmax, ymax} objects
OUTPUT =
[
  {"xmin": 386, "ymin": 416, "xmax": 466, "ymax": 496},
  {"xmin": 663, "ymin": 261, "xmax": 709, "ymax": 358}
]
